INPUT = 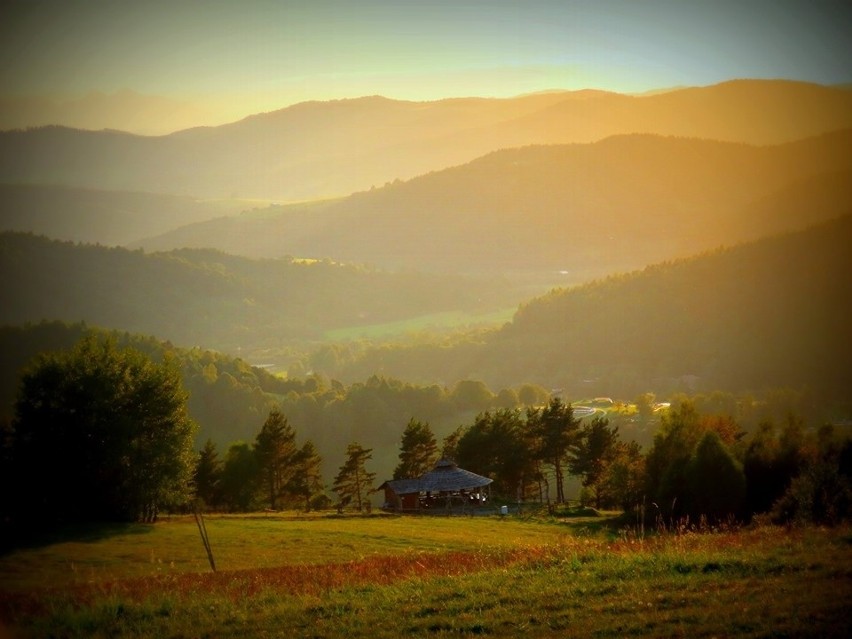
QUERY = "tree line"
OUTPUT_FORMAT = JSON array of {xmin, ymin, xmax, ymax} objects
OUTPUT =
[
  {"xmin": 193, "ymin": 394, "xmax": 852, "ymax": 528},
  {"xmin": 3, "ymin": 322, "xmax": 826, "ymax": 489},
  {"xmin": 2, "ymin": 333, "xmax": 849, "ymax": 541},
  {"xmin": 441, "ymin": 398, "xmax": 851, "ymax": 526}
]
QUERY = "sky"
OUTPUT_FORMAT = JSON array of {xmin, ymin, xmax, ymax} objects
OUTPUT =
[{"xmin": 1, "ymin": 0, "xmax": 851, "ymax": 132}]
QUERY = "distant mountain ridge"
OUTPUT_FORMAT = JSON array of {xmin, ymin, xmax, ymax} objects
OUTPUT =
[
  {"xmin": 0, "ymin": 184, "xmax": 250, "ymax": 246},
  {"xmin": 2, "ymin": 80, "xmax": 851, "ymax": 201},
  {"xmin": 0, "ymin": 89, "xmax": 216, "ymax": 136},
  {"xmin": 132, "ymin": 129, "xmax": 852, "ymax": 283}
]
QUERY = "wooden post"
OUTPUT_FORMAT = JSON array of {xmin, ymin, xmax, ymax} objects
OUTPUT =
[{"xmin": 194, "ymin": 509, "xmax": 216, "ymax": 572}]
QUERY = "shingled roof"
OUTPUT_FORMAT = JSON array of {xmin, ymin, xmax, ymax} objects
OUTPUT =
[{"xmin": 381, "ymin": 459, "xmax": 492, "ymax": 495}]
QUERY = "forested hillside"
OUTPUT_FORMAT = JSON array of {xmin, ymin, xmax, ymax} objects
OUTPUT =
[
  {"xmin": 319, "ymin": 215, "xmax": 852, "ymax": 405},
  {"xmin": 134, "ymin": 130, "xmax": 852, "ymax": 279},
  {"xmin": 3, "ymin": 80, "xmax": 850, "ymax": 202},
  {"xmin": 0, "ymin": 233, "xmax": 513, "ymax": 355},
  {"xmin": 0, "ymin": 321, "xmax": 834, "ymax": 493},
  {"xmin": 0, "ymin": 322, "xmax": 555, "ymax": 482}
]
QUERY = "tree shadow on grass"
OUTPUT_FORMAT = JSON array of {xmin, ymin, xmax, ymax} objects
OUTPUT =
[
  {"xmin": 556, "ymin": 510, "xmax": 633, "ymax": 539},
  {"xmin": 0, "ymin": 520, "xmax": 153, "ymax": 556}
]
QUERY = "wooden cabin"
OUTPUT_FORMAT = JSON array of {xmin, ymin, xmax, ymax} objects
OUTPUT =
[{"xmin": 379, "ymin": 459, "xmax": 493, "ymax": 513}]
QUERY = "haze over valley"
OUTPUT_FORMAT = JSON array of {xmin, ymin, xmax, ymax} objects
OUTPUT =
[
  {"xmin": 3, "ymin": 3, "xmax": 852, "ymax": 635},
  {"xmin": 7, "ymin": 0, "xmax": 852, "ymax": 491},
  {"xmin": 2, "ymin": 72, "xmax": 851, "ymax": 424}
]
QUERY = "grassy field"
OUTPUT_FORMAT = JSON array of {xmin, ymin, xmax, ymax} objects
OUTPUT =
[
  {"xmin": 1, "ymin": 513, "xmax": 850, "ymax": 638},
  {"xmin": 323, "ymin": 307, "xmax": 517, "ymax": 341}
]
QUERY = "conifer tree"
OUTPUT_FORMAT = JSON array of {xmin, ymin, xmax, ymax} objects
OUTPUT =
[
  {"xmin": 194, "ymin": 439, "xmax": 223, "ymax": 509},
  {"xmin": 333, "ymin": 442, "xmax": 376, "ymax": 512},
  {"xmin": 289, "ymin": 440, "xmax": 325, "ymax": 511},
  {"xmin": 527, "ymin": 398, "xmax": 580, "ymax": 503},
  {"xmin": 219, "ymin": 442, "xmax": 259, "ymax": 512},
  {"xmin": 393, "ymin": 418, "xmax": 438, "ymax": 479},
  {"xmin": 254, "ymin": 408, "xmax": 297, "ymax": 510},
  {"xmin": 571, "ymin": 416, "xmax": 620, "ymax": 509}
]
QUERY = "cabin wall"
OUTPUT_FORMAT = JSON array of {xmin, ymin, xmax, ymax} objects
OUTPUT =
[{"xmin": 383, "ymin": 488, "xmax": 419, "ymax": 511}]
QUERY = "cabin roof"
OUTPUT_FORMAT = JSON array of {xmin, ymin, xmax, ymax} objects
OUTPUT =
[{"xmin": 380, "ymin": 459, "xmax": 492, "ymax": 495}]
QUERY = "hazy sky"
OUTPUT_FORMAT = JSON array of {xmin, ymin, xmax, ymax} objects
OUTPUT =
[{"xmin": 1, "ymin": 0, "xmax": 850, "ymax": 127}]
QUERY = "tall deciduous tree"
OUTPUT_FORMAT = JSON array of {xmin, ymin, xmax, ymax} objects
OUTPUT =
[
  {"xmin": 451, "ymin": 380, "xmax": 494, "ymax": 412},
  {"xmin": 11, "ymin": 335, "xmax": 196, "ymax": 523},
  {"xmin": 333, "ymin": 442, "xmax": 376, "ymax": 512},
  {"xmin": 646, "ymin": 400, "xmax": 747, "ymax": 519},
  {"xmin": 254, "ymin": 408, "xmax": 297, "ymax": 510},
  {"xmin": 393, "ymin": 418, "xmax": 438, "ymax": 479},
  {"xmin": 601, "ymin": 440, "xmax": 646, "ymax": 511}
]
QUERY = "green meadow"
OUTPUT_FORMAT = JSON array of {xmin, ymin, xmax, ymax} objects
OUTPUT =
[
  {"xmin": 1, "ymin": 514, "xmax": 850, "ymax": 638},
  {"xmin": 323, "ymin": 307, "xmax": 517, "ymax": 341}
]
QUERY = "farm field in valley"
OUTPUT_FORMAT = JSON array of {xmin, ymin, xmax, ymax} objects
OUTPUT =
[{"xmin": 1, "ymin": 514, "xmax": 850, "ymax": 638}]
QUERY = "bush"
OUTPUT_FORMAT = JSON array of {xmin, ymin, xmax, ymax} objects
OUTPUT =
[{"xmin": 771, "ymin": 460, "xmax": 852, "ymax": 526}]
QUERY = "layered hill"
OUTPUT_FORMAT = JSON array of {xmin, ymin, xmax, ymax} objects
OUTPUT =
[
  {"xmin": 321, "ymin": 215, "xmax": 852, "ymax": 404},
  {"xmin": 0, "ymin": 233, "xmax": 512, "ymax": 354},
  {"xmin": 0, "ymin": 184, "xmax": 252, "ymax": 246},
  {"xmin": 134, "ymin": 130, "xmax": 852, "ymax": 282},
  {"xmin": 2, "ymin": 80, "xmax": 851, "ymax": 201}
]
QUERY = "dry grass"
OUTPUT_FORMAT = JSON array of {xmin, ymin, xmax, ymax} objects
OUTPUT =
[{"xmin": 2, "ymin": 515, "xmax": 850, "ymax": 638}]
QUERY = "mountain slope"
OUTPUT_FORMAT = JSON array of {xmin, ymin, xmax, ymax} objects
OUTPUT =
[
  {"xmin": 134, "ymin": 130, "xmax": 852, "ymax": 281},
  {"xmin": 2, "ymin": 80, "xmax": 851, "ymax": 201},
  {"xmin": 0, "ymin": 184, "xmax": 252, "ymax": 246},
  {"xmin": 506, "ymin": 79, "xmax": 852, "ymax": 145},
  {"xmin": 0, "ymin": 234, "xmax": 513, "ymax": 354},
  {"xmin": 324, "ymin": 215, "xmax": 852, "ymax": 403}
]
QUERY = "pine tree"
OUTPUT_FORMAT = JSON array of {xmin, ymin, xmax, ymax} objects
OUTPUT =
[
  {"xmin": 220, "ymin": 442, "xmax": 259, "ymax": 512},
  {"xmin": 441, "ymin": 425, "xmax": 465, "ymax": 462},
  {"xmin": 528, "ymin": 398, "xmax": 580, "ymax": 503},
  {"xmin": 289, "ymin": 440, "xmax": 324, "ymax": 511},
  {"xmin": 455, "ymin": 409, "xmax": 536, "ymax": 499},
  {"xmin": 393, "ymin": 418, "xmax": 438, "ymax": 479},
  {"xmin": 194, "ymin": 439, "xmax": 223, "ymax": 509},
  {"xmin": 571, "ymin": 416, "xmax": 620, "ymax": 509},
  {"xmin": 333, "ymin": 442, "xmax": 376, "ymax": 512},
  {"xmin": 254, "ymin": 408, "xmax": 297, "ymax": 510}
]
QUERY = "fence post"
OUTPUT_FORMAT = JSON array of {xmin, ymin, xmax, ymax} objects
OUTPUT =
[{"xmin": 194, "ymin": 509, "xmax": 216, "ymax": 572}]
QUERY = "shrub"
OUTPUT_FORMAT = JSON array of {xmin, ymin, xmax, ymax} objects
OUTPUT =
[{"xmin": 771, "ymin": 459, "xmax": 852, "ymax": 525}]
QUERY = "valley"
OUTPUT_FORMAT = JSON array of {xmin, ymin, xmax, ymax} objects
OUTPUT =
[{"xmin": 2, "ymin": 5, "xmax": 852, "ymax": 637}]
